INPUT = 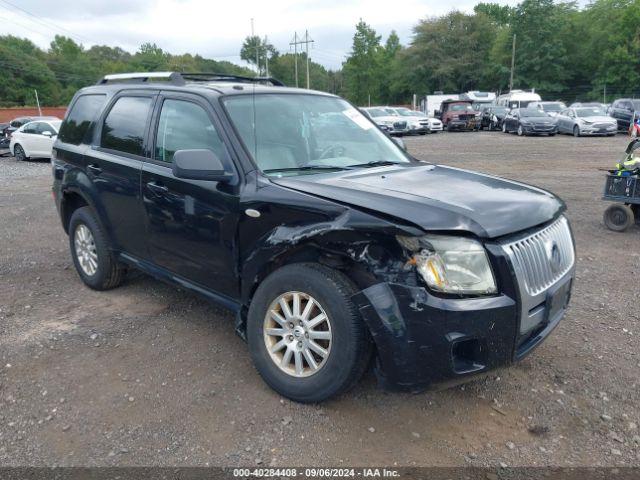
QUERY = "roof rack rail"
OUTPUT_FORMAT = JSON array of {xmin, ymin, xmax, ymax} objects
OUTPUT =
[{"xmin": 97, "ymin": 71, "xmax": 285, "ymax": 87}]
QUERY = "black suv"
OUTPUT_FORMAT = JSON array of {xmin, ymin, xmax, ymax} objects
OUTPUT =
[{"xmin": 52, "ymin": 72, "xmax": 576, "ymax": 402}]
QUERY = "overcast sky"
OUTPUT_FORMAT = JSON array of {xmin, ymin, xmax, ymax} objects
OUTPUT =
[{"xmin": 2, "ymin": 0, "xmax": 525, "ymax": 70}]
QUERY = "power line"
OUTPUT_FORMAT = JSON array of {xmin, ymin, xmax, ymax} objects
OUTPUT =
[
  {"xmin": 290, "ymin": 30, "xmax": 314, "ymax": 88},
  {"xmin": 0, "ymin": 0, "xmax": 95, "ymax": 44}
]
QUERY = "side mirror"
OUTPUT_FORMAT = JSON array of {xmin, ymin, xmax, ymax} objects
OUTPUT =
[
  {"xmin": 172, "ymin": 149, "xmax": 232, "ymax": 182},
  {"xmin": 393, "ymin": 137, "xmax": 407, "ymax": 151},
  {"xmin": 42, "ymin": 131, "xmax": 52, "ymax": 137}
]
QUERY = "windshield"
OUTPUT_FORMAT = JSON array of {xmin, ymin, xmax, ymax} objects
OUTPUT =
[
  {"xmin": 223, "ymin": 93, "xmax": 410, "ymax": 176},
  {"xmin": 410, "ymin": 110, "xmax": 426, "ymax": 116},
  {"xmin": 575, "ymin": 107, "xmax": 606, "ymax": 117},
  {"xmin": 542, "ymin": 103, "xmax": 565, "ymax": 112},
  {"xmin": 398, "ymin": 110, "xmax": 416, "ymax": 117},
  {"xmin": 520, "ymin": 109, "xmax": 549, "ymax": 118},
  {"xmin": 450, "ymin": 104, "xmax": 474, "ymax": 112},
  {"xmin": 365, "ymin": 108, "xmax": 388, "ymax": 118}
]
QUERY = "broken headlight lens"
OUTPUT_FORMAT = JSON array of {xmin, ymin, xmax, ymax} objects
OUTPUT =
[{"xmin": 397, "ymin": 235, "xmax": 497, "ymax": 295}]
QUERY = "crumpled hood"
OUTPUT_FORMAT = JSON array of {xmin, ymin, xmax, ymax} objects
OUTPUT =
[{"xmin": 271, "ymin": 164, "xmax": 564, "ymax": 238}]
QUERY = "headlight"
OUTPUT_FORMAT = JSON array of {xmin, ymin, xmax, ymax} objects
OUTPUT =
[
  {"xmin": 580, "ymin": 119, "xmax": 593, "ymax": 125},
  {"xmin": 397, "ymin": 235, "xmax": 497, "ymax": 295}
]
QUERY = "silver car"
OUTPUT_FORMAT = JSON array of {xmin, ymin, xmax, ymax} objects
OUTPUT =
[{"xmin": 556, "ymin": 106, "xmax": 618, "ymax": 137}]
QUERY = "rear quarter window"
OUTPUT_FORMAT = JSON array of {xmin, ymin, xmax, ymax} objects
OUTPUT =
[{"xmin": 58, "ymin": 94, "xmax": 107, "ymax": 145}]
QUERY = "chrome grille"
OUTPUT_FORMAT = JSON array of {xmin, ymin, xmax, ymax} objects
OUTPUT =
[{"xmin": 502, "ymin": 216, "xmax": 574, "ymax": 296}]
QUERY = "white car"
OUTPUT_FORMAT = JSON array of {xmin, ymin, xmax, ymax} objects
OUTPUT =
[
  {"xmin": 386, "ymin": 107, "xmax": 443, "ymax": 134},
  {"xmin": 362, "ymin": 107, "xmax": 409, "ymax": 135},
  {"xmin": 10, "ymin": 118, "xmax": 61, "ymax": 161}
]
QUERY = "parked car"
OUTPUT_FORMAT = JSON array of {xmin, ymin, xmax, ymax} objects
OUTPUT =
[
  {"xmin": 480, "ymin": 105, "xmax": 510, "ymax": 130},
  {"xmin": 528, "ymin": 101, "xmax": 567, "ymax": 117},
  {"xmin": 361, "ymin": 107, "xmax": 408, "ymax": 135},
  {"xmin": 52, "ymin": 71, "xmax": 575, "ymax": 402},
  {"xmin": 385, "ymin": 107, "xmax": 442, "ymax": 134},
  {"xmin": 609, "ymin": 98, "xmax": 640, "ymax": 132},
  {"xmin": 437, "ymin": 100, "xmax": 479, "ymax": 131},
  {"xmin": 10, "ymin": 118, "xmax": 62, "ymax": 161},
  {"xmin": 0, "ymin": 122, "xmax": 10, "ymax": 150},
  {"xmin": 502, "ymin": 108, "xmax": 558, "ymax": 136},
  {"xmin": 556, "ymin": 106, "xmax": 617, "ymax": 136}
]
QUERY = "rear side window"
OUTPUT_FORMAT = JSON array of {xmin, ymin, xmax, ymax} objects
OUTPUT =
[
  {"xmin": 101, "ymin": 96, "xmax": 152, "ymax": 156},
  {"xmin": 154, "ymin": 99, "xmax": 225, "ymax": 163},
  {"xmin": 58, "ymin": 94, "xmax": 106, "ymax": 145}
]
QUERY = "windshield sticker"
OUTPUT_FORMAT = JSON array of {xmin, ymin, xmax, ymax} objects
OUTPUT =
[{"xmin": 342, "ymin": 108, "xmax": 373, "ymax": 130}]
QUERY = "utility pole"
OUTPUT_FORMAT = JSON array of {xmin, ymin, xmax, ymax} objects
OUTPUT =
[
  {"xmin": 251, "ymin": 18, "xmax": 259, "ymax": 76},
  {"xmin": 290, "ymin": 32, "xmax": 299, "ymax": 87},
  {"xmin": 603, "ymin": 84, "xmax": 607, "ymax": 104},
  {"xmin": 290, "ymin": 30, "xmax": 314, "ymax": 88},
  {"xmin": 34, "ymin": 90, "xmax": 42, "ymax": 116},
  {"xmin": 509, "ymin": 34, "xmax": 516, "ymax": 92},
  {"xmin": 264, "ymin": 36, "xmax": 270, "ymax": 77}
]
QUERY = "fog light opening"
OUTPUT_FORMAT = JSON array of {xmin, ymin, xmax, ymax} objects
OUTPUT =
[{"xmin": 452, "ymin": 338, "xmax": 486, "ymax": 374}]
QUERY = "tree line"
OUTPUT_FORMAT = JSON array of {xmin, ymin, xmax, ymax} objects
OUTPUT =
[{"xmin": 1, "ymin": 0, "xmax": 638, "ymax": 108}]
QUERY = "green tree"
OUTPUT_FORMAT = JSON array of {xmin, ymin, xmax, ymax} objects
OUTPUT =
[
  {"xmin": 342, "ymin": 20, "xmax": 383, "ymax": 105},
  {"xmin": 240, "ymin": 36, "xmax": 277, "ymax": 75}
]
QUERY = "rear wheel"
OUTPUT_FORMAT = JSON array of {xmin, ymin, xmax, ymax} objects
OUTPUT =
[
  {"xmin": 14, "ymin": 144, "xmax": 27, "ymax": 162},
  {"xmin": 247, "ymin": 263, "xmax": 372, "ymax": 403},
  {"xmin": 603, "ymin": 204, "xmax": 634, "ymax": 232},
  {"xmin": 69, "ymin": 206, "xmax": 125, "ymax": 290}
]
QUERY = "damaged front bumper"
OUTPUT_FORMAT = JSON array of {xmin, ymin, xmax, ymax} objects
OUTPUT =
[{"xmin": 352, "ymin": 229, "xmax": 575, "ymax": 391}]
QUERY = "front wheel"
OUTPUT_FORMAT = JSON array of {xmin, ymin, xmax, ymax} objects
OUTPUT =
[
  {"xmin": 603, "ymin": 204, "xmax": 634, "ymax": 232},
  {"xmin": 517, "ymin": 125, "xmax": 524, "ymax": 136},
  {"xmin": 502, "ymin": 122, "xmax": 507, "ymax": 133},
  {"xmin": 247, "ymin": 263, "xmax": 372, "ymax": 403},
  {"xmin": 573, "ymin": 125, "xmax": 580, "ymax": 137},
  {"xmin": 69, "ymin": 206, "xmax": 126, "ymax": 290}
]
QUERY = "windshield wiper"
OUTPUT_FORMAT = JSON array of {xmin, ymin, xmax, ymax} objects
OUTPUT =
[
  {"xmin": 347, "ymin": 160, "xmax": 402, "ymax": 168},
  {"xmin": 263, "ymin": 165, "xmax": 351, "ymax": 173}
]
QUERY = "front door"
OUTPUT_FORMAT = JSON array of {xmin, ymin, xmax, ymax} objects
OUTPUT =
[{"xmin": 140, "ymin": 93, "xmax": 241, "ymax": 299}]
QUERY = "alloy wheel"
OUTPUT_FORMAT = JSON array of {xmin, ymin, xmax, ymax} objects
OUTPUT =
[
  {"xmin": 74, "ymin": 224, "xmax": 98, "ymax": 276},
  {"xmin": 263, "ymin": 291, "xmax": 332, "ymax": 378},
  {"xmin": 14, "ymin": 145, "xmax": 25, "ymax": 161}
]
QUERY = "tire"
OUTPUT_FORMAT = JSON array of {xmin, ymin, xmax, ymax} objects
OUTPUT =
[
  {"xmin": 247, "ymin": 263, "xmax": 372, "ymax": 403},
  {"xmin": 573, "ymin": 125, "xmax": 580, "ymax": 137},
  {"xmin": 517, "ymin": 125, "xmax": 524, "ymax": 136},
  {"xmin": 502, "ymin": 122, "xmax": 507, "ymax": 133},
  {"xmin": 68, "ymin": 206, "xmax": 125, "ymax": 290},
  {"xmin": 603, "ymin": 204, "xmax": 634, "ymax": 232},
  {"xmin": 14, "ymin": 144, "xmax": 27, "ymax": 162},
  {"xmin": 446, "ymin": 122, "xmax": 452, "ymax": 132}
]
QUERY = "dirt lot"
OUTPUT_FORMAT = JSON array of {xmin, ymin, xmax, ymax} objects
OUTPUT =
[{"xmin": 0, "ymin": 132, "xmax": 639, "ymax": 468}]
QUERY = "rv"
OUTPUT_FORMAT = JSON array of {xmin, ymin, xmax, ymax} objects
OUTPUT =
[{"xmin": 496, "ymin": 90, "xmax": 542, "ymax": 109}]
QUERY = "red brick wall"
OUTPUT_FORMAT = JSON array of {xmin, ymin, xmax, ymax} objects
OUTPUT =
[{"xmin": 0, "ymin": 107, "xmax": 67, "ymax": 123}]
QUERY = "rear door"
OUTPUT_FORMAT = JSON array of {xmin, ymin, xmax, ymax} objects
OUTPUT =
[
  {"xmin": 90, "ymin": 92, "xmax": 157, "ymax": 258},
  {"xmin": 140, "ymin": 92, "xmax": 241, "ymax": 299}
]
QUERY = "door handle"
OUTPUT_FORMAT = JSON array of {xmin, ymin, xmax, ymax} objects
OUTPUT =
[
  {"xmin": 147, "ymin": 182, "xmax": 169, "ymax": 194},
  {"xmin": 87, "ymin": 164, "xmax": 102, "ymax": 175}
]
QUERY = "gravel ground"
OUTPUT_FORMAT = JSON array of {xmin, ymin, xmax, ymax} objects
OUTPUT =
[{"xmin": 0, "ymin": 133, "xmax": 639, "ymax": 468}]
